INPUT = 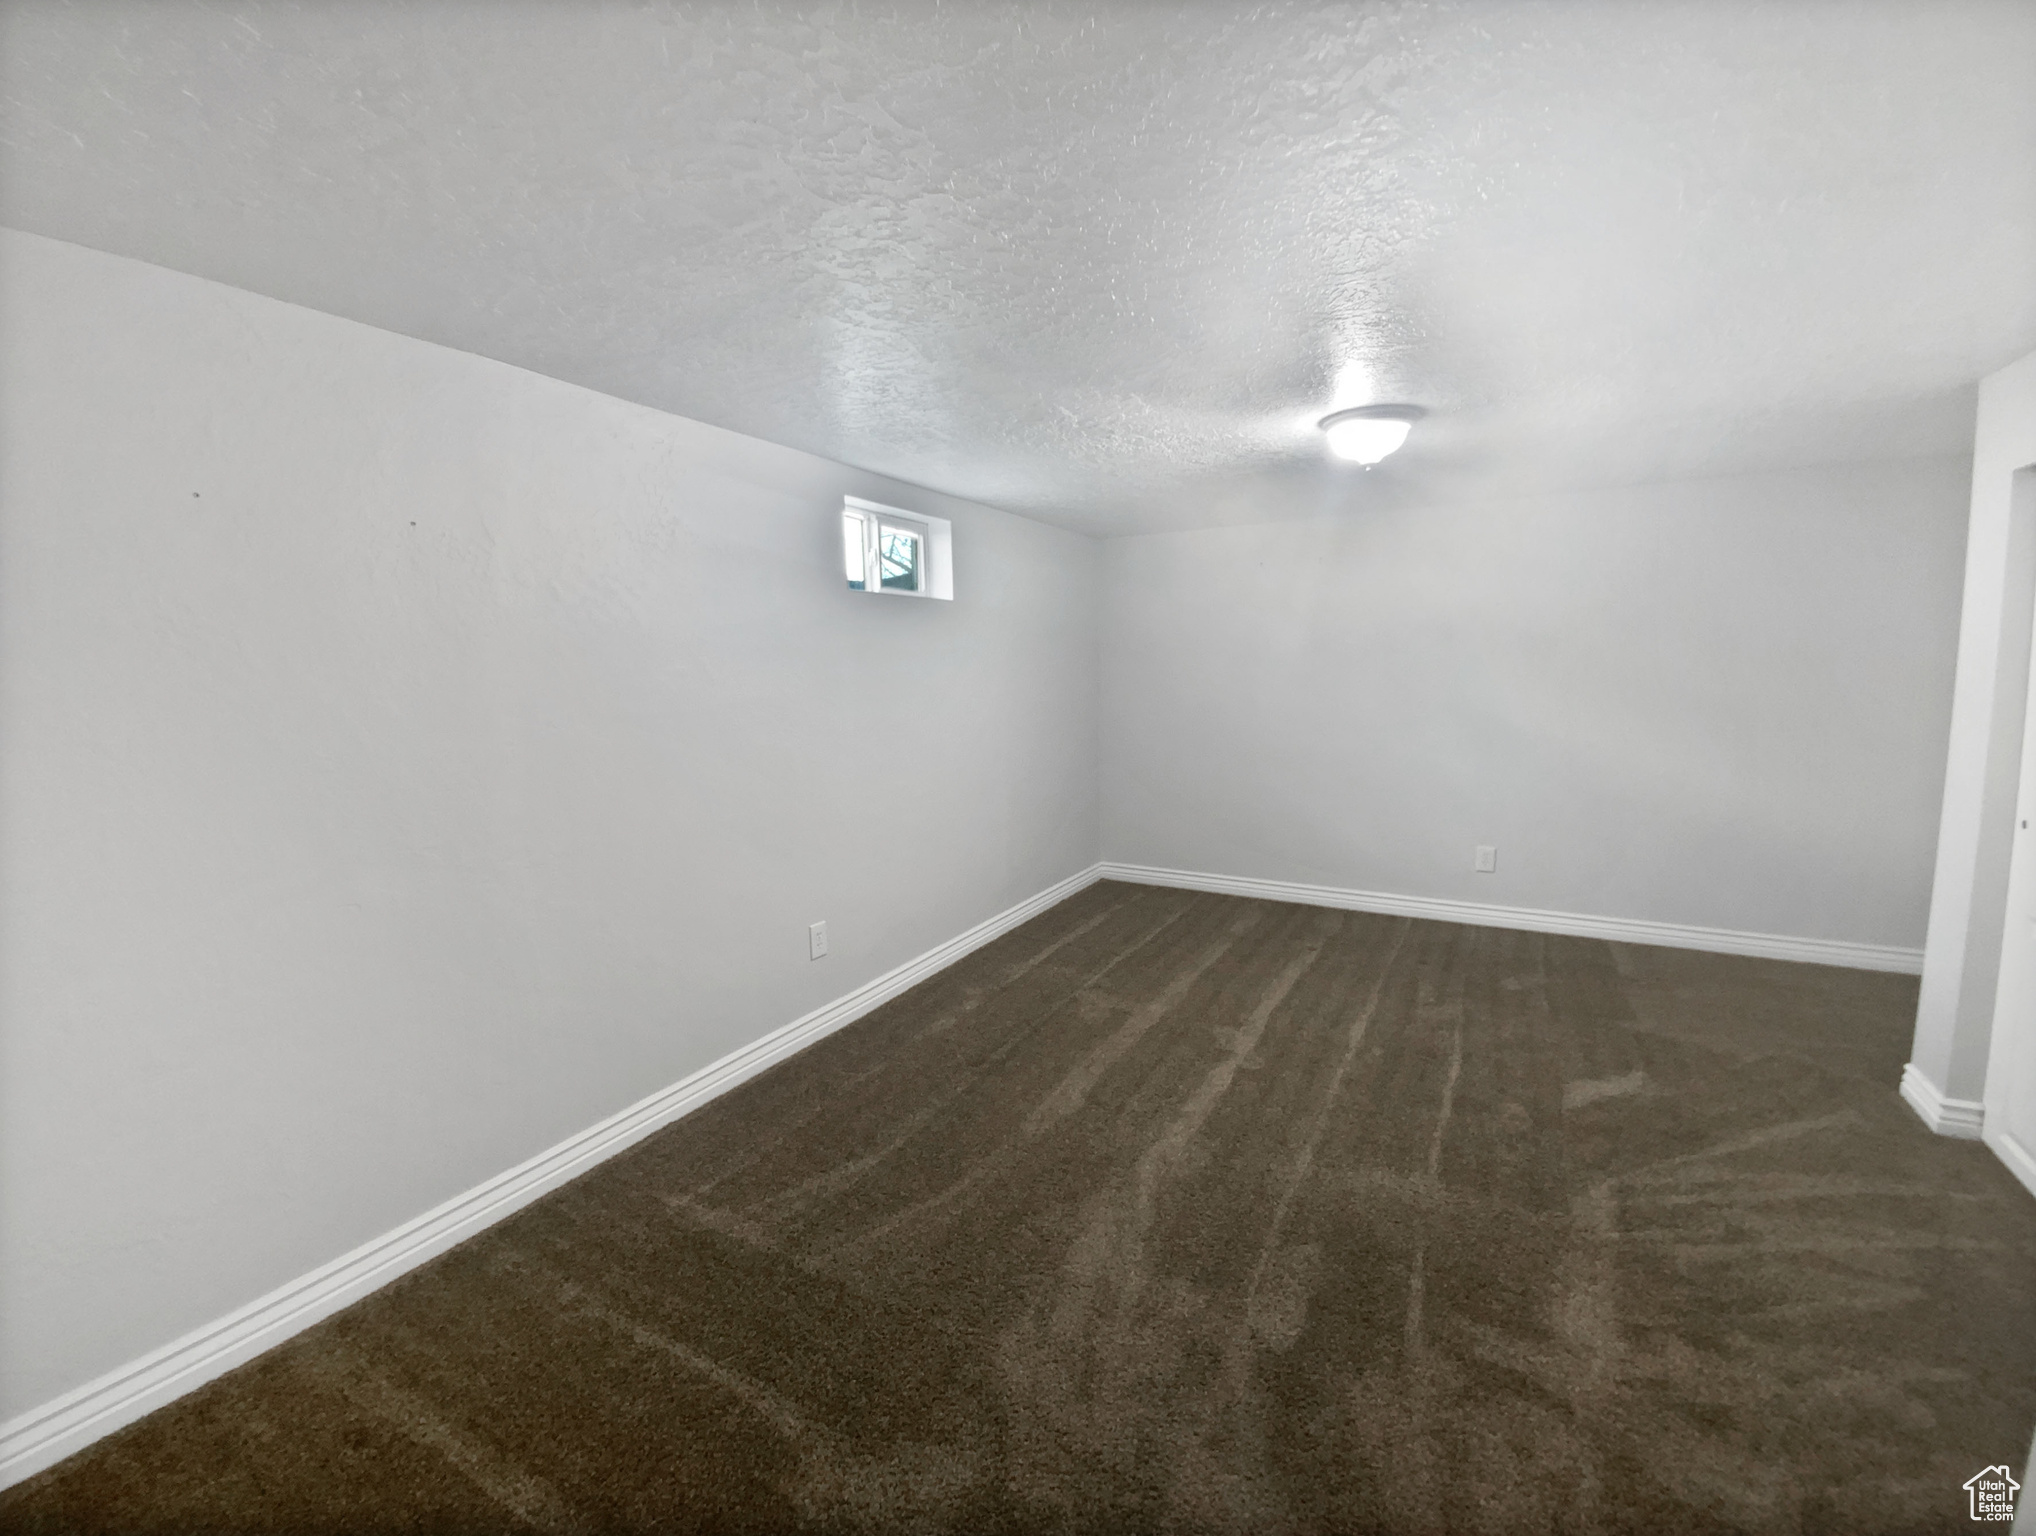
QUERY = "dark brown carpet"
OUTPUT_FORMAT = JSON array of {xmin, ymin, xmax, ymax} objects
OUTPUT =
[{"xmin": 6, "ymin": 882, "xmax": 2033, "ymax": 1534}]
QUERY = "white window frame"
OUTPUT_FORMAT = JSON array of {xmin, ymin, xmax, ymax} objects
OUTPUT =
[{"xmin": 842, "ymin": 496, "xmax": 953, "ymax": 600}]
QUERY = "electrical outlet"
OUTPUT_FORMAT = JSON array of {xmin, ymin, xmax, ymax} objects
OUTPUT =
[
  {"xmin": 1474, "ymin": 845, "xmax": 1497, "ymax": 874},
  {"xmin": 809, "ymin": 920, "xmax": 828, "ymax": 959}
]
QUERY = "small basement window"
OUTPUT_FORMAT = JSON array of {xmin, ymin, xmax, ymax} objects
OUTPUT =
[{"xmin": 841, "ymin": 496, "xmax": 953, "ymax": 600}]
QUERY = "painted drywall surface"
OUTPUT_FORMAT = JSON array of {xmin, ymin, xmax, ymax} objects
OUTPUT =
[
  {"xmin": 1914, "ymin": 350, "xmax": 2036, "ymax": 1105},
  {"xmin": 0, "ymin": 229, "xmax": 1099, "ymax": 1420},
  {"xmin": 1101, "ymin": 459, "xmax": 1968, "ymax": 947},
  {"xmin": 3, "ymin": 1, "xmax": 2031, "ymax": 536}
]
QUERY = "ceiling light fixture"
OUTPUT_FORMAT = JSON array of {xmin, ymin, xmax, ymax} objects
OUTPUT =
[{"xmin": 1319, "ymin": 404, "xmax": 1426, "ymax": 466}]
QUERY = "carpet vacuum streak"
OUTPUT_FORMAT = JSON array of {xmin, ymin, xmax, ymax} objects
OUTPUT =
[{"xmin": 6, "ymin": 882, "xmax": 2033, "ymax": 1534}]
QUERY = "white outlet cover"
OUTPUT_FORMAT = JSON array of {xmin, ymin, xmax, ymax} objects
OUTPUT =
[
  {"xmin": 809, "ymin": 920, "xmax": 828, "ymax": 958},
  {"xmin": 1474, "ymin": 845, "xmax": 1498, "ymax": 873}
]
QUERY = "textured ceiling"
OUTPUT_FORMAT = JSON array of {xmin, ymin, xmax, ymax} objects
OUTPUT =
[{"xmin": 3, "ymin": 1, "xmax": 2033, "ymax": 536}]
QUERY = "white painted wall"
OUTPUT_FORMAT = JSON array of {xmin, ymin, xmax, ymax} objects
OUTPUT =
[
  {"xmin": 0, "ymin": 229, "xmax": 1099, "ymax": 1421},
  {"xmin": 1913, "ymin": 349, "xmax": 2036, "ymax": 1113},
  {"xmin": 1101, "ymin": 459, "xmax": 1969, "ymax": 949}
]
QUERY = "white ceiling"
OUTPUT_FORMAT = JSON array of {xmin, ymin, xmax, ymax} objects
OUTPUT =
[{"xmin": 3, "ymin": 1, "xmax": 2032, "ymax": 537}]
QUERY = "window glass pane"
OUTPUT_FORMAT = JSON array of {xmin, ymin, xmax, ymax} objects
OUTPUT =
[
  {"xmin": 879, "ymin": 526, "xmax": 921, "ymax": 590},
  {"xmin": 842, "ymin": 511, "xmax": 866, "ymax": 589}
]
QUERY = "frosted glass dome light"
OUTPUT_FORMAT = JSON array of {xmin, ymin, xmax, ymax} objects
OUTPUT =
[
  {"xmin": 1323, "ymin": 415, "xmax": 1410, "ymax": 464},
  {"xmin": 1319, "ymin": 405, "xmax": 1425, "ymax": 465}
]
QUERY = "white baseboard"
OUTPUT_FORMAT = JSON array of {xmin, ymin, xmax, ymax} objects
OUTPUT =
[
  {"xmin": 1984, "ymin": 1125, "xmax": 2036, "ymax": 1200},
  {"xmin": 1096, "ymin": 863, "xmax": 1925, "ymax": 975},
  {"xmin": 0, "ymin": 863, "xmax": 1102, "ymax": 1494},
  {"xmin": 1899, "ymin": 1062, "xmax": 1987, "ymax": 1140}
]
